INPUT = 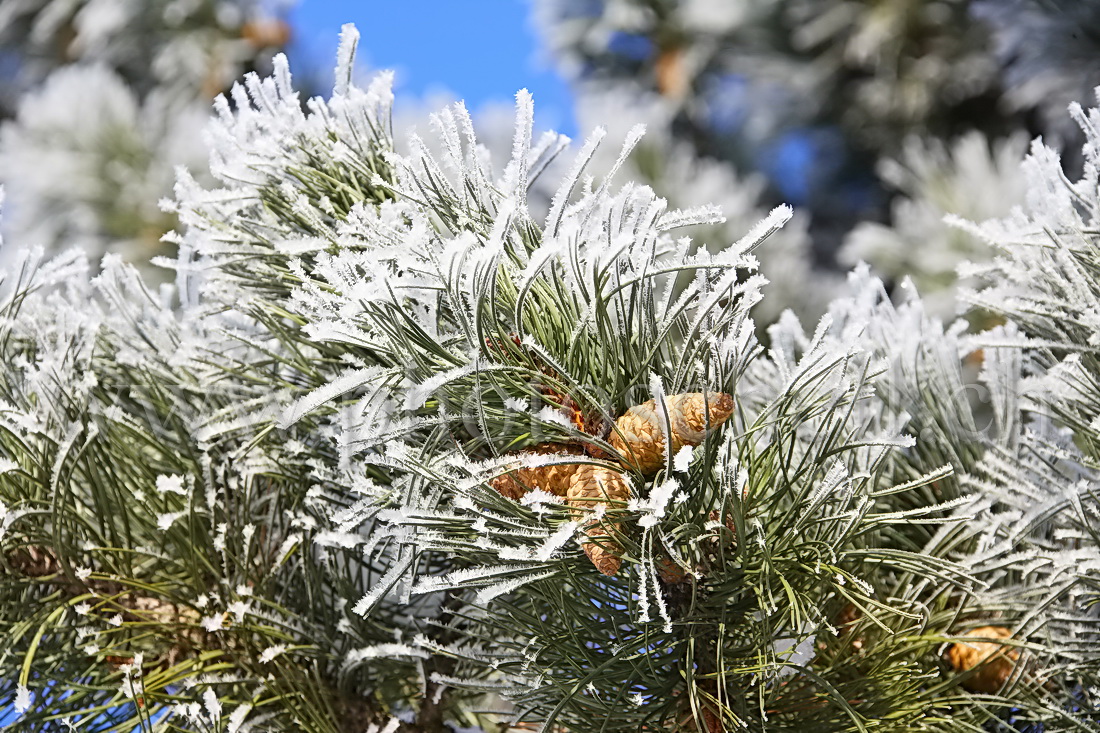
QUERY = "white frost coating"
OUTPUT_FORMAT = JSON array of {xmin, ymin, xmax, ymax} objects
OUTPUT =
[
  {"xmin": 156, "ymin": 511, "xmax": 185, "ymax": 530},
  {"xmin": 500, "ymin": 89, "xmax": 534, "ymax": 197},
  {"xmin": 228, "ymin": 600, "xmax": 251, "ymax": 622},
  {"xmin": 201, "ymin": 613, "xmax": 226, "ymax": 632},
  {"xmin": 545, "ymin": 126, "xmax": 607, "ymax": 235},
  {"xmin": 485, "ymin": 196, "xmax": 517, "ymax": 257},
  {"xmin": 14, "ymin": 685, "xmax": 31, "ymax": 714},
  {"xmin": 476, "ymin": 569, "xmax": 559, "ymax": 605},
  {"xmin": 155, "ymin": 474, "xmax": 187, "ymax": 495},
  {"xmin": 280, "ymin": 366, "xmax": 389, "ymax": 428},
  {"xmin": 344, "ymin": 643, "xmax": 430, "ymax": 665},
  {"xmin": 732, "ymin": 204, "xmax": 793, "ymax": 256},
  {"xmin": 519, "ymin": 489, "xmax": 566, "ymax": 508},
  {"xmin": 497, "ymin": 521, "xmax": 579, "ymax": 564},
  {"xmin": 515, "ymin": 239, "xmax": 564, "ymax": 304},
  {"xmin": 226, "ymin": 705, "xmax": 252, "ymax": 733},
  {"xmin": 411, "ymin": 563, "xmax": 547, "ymax": 596},
  {"xmin": 534, "ymin": 521, "xmax": 580, "ymax": 560},
  {"xmin": 656, "ymin": 203, "xmax": 726, "ymax": 231},
  {"xmin": 631, "ymin": 478, "xmax": 681, "ymax": 528},
  {"xmin": 805, "ymin": 461, "xmax": 850, "ymax": 513},
  {"xmin": 594, "ymin": 124, "xmax": 647, "ymax": 205},
  {"xmin": 334, "ymin": 24, "xmax": 360, "ymax": 96},
  {"xmin": 194, "ymin": 402, "xmax": 281, "ymax": 444},
  {"xmin": 352, "ymin": 556, "xmax": 414, "ymax": 616},
  {"xmin": 673, "ymin": 445, "xmax": 694, "ymax": 473},
  {"xmin": 504, "ymin": 396, "xmax": 529, "ymax": 412},
  {"xmin": 403, "ymin": 362, "xmax": 484, "ymax": 411},
  {"xmin": 202, "ymin": 689, "xmax": 222, "ymax": 722},
  {"xmin": 536, "ymin": 405, "xmax": 573, "ymax": 429}
]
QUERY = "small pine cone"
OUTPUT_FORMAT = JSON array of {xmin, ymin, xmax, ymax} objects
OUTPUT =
[
  {"xmin": 7, "ymin": 545, "xmax": 59, "ymax": 577},
  {"xmin": 655, "ymin": 46, "xmax": 689, "ymax": 101},
  {"xmin": 608, "ymin": 401, "xmax": 667, "ymax": 475},
  {"xmin": 566, "ymin": 464, "xmax": 631, "ymax": 514},
  {"xmin": 490, "ymin": 444, "xmax": 584, "ymax": 500},
  {"xmin": 656, "ymin": 556, "xmax": 689, "ymax": 585},
  {"xmin": 610, "ymin": 392, "xmax": 734, "ymax": 475},
  {"xmin": 835, "ymin": 603, "xmax": 861, "ymax": 629},
  {"xmin": 567, "ymin": 464, "xmax": 631, "ymax": 575},
  {"xmin": 707, "ymin": 510, "xmax": 737, "ymax": 545},
  {"xmin": 670, "ymin": 392, "xmax": 735, "ymax": 437},
  {"xmin": 946, "ymin": 626, "xmax": 1020, "ymax": 693},
  {"xmin": 241, "ymin": 18, "xmax": 292, "ymax": 49},
  {"xmin": 834, "ymin": 602, "xmax": 865, "ymax": 652},
  {"xmin": 582, "ymin": 526, "xmax": 622, "ymax": 576}
]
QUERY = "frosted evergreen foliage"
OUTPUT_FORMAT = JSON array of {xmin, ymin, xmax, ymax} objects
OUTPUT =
[
  {"xmin": 953, "ymin": 87, "xmax": 1100, "ymax": 720},
  {"xmin": 841, "ymin": 132, "xmax": 1029, "ymax": 318},
  {"xmin": 962, "ymin": 90, "xmax": 1100, "ymax": 459},
  {"xmin": 571, "ymin": 87, "xmax": 839, "ymax": 326},
  {"xmin": 1, "ymin": 24, "xmax": 1099, "ymax": 732}
]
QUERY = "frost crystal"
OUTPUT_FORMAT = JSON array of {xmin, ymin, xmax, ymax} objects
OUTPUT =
[{"xmin": 14, "ymin": 685, "xmax": 31, "ymax": 714}]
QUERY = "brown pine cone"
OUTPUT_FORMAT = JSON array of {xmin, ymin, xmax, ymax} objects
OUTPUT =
[
  {"xmin": 655, "ymin": 46, "xmax": 689, "ymax": 101},
  {"xmin": 656, "ymin": 556, "xmax": 689, "ymax": 585},
  {"xmin": 566, "ymin": 464, "xmax": 632, "ymax": 576},
  {"xmin": 582, "ymin": 526, "xmax": 623, "ymax": 577},
  {"xmin": 946, "ymin": 626, "xmax": 1020, "ymax": 693},
  {"xmin": 707, "ymin": 510, "xmax": 737, "ymax": 544},
  {"xmin": 489, "ymin": 443, "xmax": 584, "ymax": 500},
  {"xmin": 835, "ymin": 602, "xmax": 865, "ymax": 652},
  {"xmin": 610, "ymin": 392, "xmax": 734, "ymax": 475},
  {"xmin": 241, "ymin": 18, "xmax": 292, "ymax": 49},
  {"xmin": 6, "ymin": 545, "xmax": 60, "ymax": 577}
]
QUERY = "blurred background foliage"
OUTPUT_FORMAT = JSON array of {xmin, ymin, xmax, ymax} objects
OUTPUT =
[{"xmin": 0, "ymin": 0, "xmax": 292, "ymax": 266}]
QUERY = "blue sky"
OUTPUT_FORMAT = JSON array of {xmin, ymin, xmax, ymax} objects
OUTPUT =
[{"xmin": 288, "ymin": 0, "xmax": 577, "ymax": 136}]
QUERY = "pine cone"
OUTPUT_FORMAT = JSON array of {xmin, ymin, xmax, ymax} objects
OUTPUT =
[
  {"xmin": 656, "ymin": 556, "xmax": 689, "ymax": 585},
  {"xmin": 671, "ymin": 681, "xmax": 724, "ymax": 732},
  {"xmin": 489, "ymin": 443, "xmax": 584, "ymax": 500},
  {"xmin": 241, "ymin": 18, "xmax": 292, "ymax": 49},
  {"xmin": 582, "ymin": 526, "xmax": 623, "ymax": 576},
  {"xmin": 655, "ymin": 46, "xmax": 689, "ymax": 101},
  {"xmin": 946, "ymin": 626, "xmax": 1020, "ymax": 693},
  {"xmin": 610, "ymin": 392, "xmax": 734, "ymax": 475},
  {"xmin": 123, "ymin": 595, "xmax": 205, "ymax": 668},
  {"xmin": 566, "ymin": 464, "xmax": 632, "ymax": 576},
  {"xmin": 6, "ymin": 545, "xmax": 60, "ymax": 577},
  {"xmin": 835, "ymin": 602, "xmax": 865, "ymax": 652}
]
